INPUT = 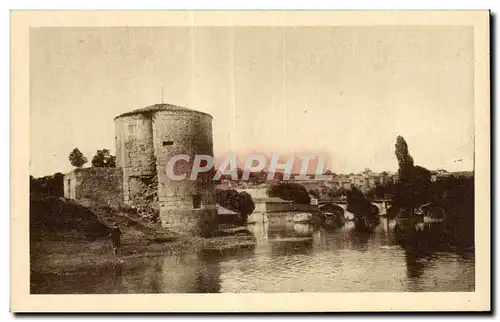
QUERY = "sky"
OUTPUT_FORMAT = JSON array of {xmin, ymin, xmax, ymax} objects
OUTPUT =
[{"xmin": 30, "ymin": 26, "xmax": 474, "ymax": 177}]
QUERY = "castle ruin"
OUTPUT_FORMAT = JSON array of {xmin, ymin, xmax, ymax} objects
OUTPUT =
[{"xmin": 64, "ymin": 103, "xmax": 217, "ymax": 235}]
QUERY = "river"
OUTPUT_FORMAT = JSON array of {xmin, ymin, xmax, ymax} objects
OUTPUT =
[{"xmin": 31, "ymin": 216, "xmax": 474, "ymax": 293}]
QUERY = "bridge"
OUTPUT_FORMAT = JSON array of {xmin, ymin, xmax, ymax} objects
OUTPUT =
[
  {"xmin": 318, "ymin": 200, "xmax": 447, "ymax": 222},
  {"xmin": 318, "ymin": 199, "xmax": 392, "ymax": 217}
]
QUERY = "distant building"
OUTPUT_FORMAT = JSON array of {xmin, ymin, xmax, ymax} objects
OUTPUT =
[
  {"xmin": 367, "ymin": 176, "xmax": 378, "ymax": 187},
  {"xmin": 350, "ymin": 175, "xmax": 369, "ymax": 191},
  {"xmin": 215, "ymin": 180, "xmax": 238, "ymax": 190},
  {"xmin": 331, "ymin": 177, "xmax": 352, "ymax": 190},
  {"xmin": 328, "ymin": 171, "xmax": 399, "ymax": 192}
]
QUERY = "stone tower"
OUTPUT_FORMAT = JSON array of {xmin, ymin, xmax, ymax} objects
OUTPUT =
[{"xmin": 114, "ymin": 103, "xmax": 216, "ymax": 234}]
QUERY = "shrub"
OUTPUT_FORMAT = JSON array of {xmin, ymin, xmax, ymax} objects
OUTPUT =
[
  {"xmin": 215, "ymin": 189, "xmax": 255, "ymax": 221},
  {"xmin": 30, "ymin": 173, "xmax": 64, "ymax": 197},
  {"xmin": 266, "ymin": 182, "xmax": 311, "ymax": 204},
  {"xmin": 68, "ymin": 148, "xmax": 87, "ymax": 168},
  {"xmin": 91, "ymin": 149, "xmax": 116, "ymax": 168}
]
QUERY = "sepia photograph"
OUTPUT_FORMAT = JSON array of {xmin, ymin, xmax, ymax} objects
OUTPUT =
[{"xmin": 10, "ymin": 10, "xmax": 490, "ymax": 312}]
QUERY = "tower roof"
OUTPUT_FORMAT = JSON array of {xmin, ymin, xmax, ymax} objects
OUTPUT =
[{"xmin": 114, "ymin": 103, "xmax": 213, "ymax": 120}]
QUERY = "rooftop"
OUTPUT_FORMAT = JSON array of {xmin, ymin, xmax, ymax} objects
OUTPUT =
[{"xmin": 114, "ymin": 103, "xmax": 213, "ymax": 120}]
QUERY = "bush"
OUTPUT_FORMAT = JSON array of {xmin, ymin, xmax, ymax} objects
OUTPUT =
[
  {"xmin": 308, "ymin": 188, "xmax": 321, "ymax": 198},
  {"xmin": 346, "ymin": 187, "xmax": 379, "ymax": 221},
  {"xmin": 329, "ymin": 187, "xmax": 347, "ymax": 199},
  {"xmin": 30, "ymin": 193, "xmax": 108, "ymax": 242},
  {"xmin": 266, "ymin": 182, "xmax": 311, "ymax": 204},
  {"xmin": 366, "ymin": 182, "xmax": 397, "ymax": 200},
  {"xmin": 30, "ymin": 173, "xmax": 64, "ymax": 197},
  {"xmin": 215, "ymin": 189, "xmax": 255, "ymax": 221},
  {"xmin": 91, "ymin": 149, "xmax": 116, "ymax": 168},
  {"xmin": 68, "ymin": 148, "xmax": 87, "ymax": 168}
]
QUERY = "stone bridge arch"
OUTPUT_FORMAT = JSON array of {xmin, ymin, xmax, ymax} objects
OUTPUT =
[
  {"xmin": 319, "ymin": 200, "xmax": 391, "ymax": 219},
  {"xmin": 371, "ymin": 201, "xmax": 389, "ymax": 216}
]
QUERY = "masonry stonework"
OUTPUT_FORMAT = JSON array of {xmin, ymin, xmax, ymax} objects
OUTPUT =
[
  {"xmin": 63, "ymin": 168, "xmax": 123, "ymax": 207},
  {"xmin": 114, "ymin": 104, "xmax": 216, "ymax": 234}
]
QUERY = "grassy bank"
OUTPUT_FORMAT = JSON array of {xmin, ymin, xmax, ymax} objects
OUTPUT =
[
  {"xmin": 31, "ymin": 234, "xmax": 255, "ymax": 274},
  {"xmin": 30, "ymin": 194, "xmax": 255, "ymax": 274}
]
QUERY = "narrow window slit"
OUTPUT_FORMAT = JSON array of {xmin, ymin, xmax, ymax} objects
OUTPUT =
[{"xmin": 193, "ymin": 195, "xmax": 201, "ymax": 209}]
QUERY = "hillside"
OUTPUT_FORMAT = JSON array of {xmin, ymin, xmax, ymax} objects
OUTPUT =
[
  {"xmin": 30, "ymin": 193, "xmax": 108, "ymax": 242},
  {"xmin": 29, "ymin": 192, "xmax": 181, "ymax": 271}
]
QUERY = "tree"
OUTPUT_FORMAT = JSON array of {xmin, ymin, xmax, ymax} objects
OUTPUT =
[
  {"xmin": 329, "ymin": 187, "xmax": 347, "ymax": 199},
  {"xmin": 30, "ymin": 173, "xmax": 65, "ymax": 197},
  {"xmin": 274, "ymin": 171, "xmax": 284, "ymax": 181},
  {"xmin": 248, "ymin": 170, "xmax": 268, "ymax": 184},
  {"xmin": 346, "ymin": 186, "xmax": 379, "ymax": 227},
  {"xmin": 367, "ymin": 181, "xmax": 397, "ymax": 200},
  {"xmin": 91, "ymin": 149, "xmax": 116, "ymax": 168},
  {"xmin": 322, "ymin": 169, "xmax": 337, "ymax": 178},
  {"xmin": 238, "ymin": 191, "xmax": 256, "ymax": 220},
  {"xmin": 215, "ymin": 189, "xmax": 255, "ymax": 221},
  {"xmin": 393, "ymin": 136, "xmax": 431, "ymax": 211},
  {"xmin": 309, "ymin": 188, "xmax": 321, "ymax": 198},
  {"xmin": 395, "ymin": 136, "xmax": 414, "ymax": 182},
  {"xmin": 266, "ymin": 182, "xmax": 311, "ymax": 204},
  {"xmin": 68, "ymin": 148, "xmax": 87, "ymax": 168},
  {"xmin": 236, "ymin": 167, "xmax": 244, "ymax": 180}
]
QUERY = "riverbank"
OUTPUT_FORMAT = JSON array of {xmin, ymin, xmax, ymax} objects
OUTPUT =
[
  {"xmin": 31, "ymin": 230, "xmax": 256, "ymax": 274},
  {"xmin": 30, "ymin": 193, "xmax": 256, "ymax": 274}
]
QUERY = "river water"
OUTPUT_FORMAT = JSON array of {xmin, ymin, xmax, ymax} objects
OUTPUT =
[{"xmin": 31, "ymin": 217, "xmax": 474, "ymax": 294}]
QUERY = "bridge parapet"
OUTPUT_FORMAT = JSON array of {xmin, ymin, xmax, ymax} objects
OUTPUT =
[{"xmin": 319, "ymin": 200, "xmax": 391, "ymax": 216}]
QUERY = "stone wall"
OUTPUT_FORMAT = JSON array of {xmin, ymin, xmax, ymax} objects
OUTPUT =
[
  {"xmin": 63, "ymin": 168, "xmax": 123, "ymax": 207},
  {"xmin": 151, "ymin": 111, "xmax": 216, "ymax": 233},
  {"xmin": 63, "ymin": 171, "xmax": 78, "ymax": 199},
  {"xmin": 159, "ymin": 208, "xmax": 217, "ymax": 235},
  {"xmin": 115, "ymin": 113, "xmax": 156, "ymax": 205},
  {"xmin": 153, "ymin": 111, "xmax": 215, "ymax": 210},
  {"xmin": 247, "ymin": 200, "xmax": 319, "ymax": 224}
]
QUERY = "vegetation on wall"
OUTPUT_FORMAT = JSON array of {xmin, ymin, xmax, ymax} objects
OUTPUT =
[{"xmin": 132, "ymin": 175, "xmax": 160, "ymax": 225}]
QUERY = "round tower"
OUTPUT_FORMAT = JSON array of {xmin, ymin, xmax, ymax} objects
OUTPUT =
[{"xmin": 114, "ymin": 104, "xmax": 216, "ymax": 234}]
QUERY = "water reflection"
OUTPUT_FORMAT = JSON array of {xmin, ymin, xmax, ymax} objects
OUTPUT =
[
  {"xmin": 32, "ymin": 212, "xmax": 475, "ymax": 294},
  {"xmin": 293, "ymin": 223, "xmax": 315, "ymax": 236},
  {"xmin": 32, "ymin": 251, "xmax": 224, "ymax": 294},
  {"xmin": 391, "ymin": 218, "xmax": 475, "ymax": 291}
]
